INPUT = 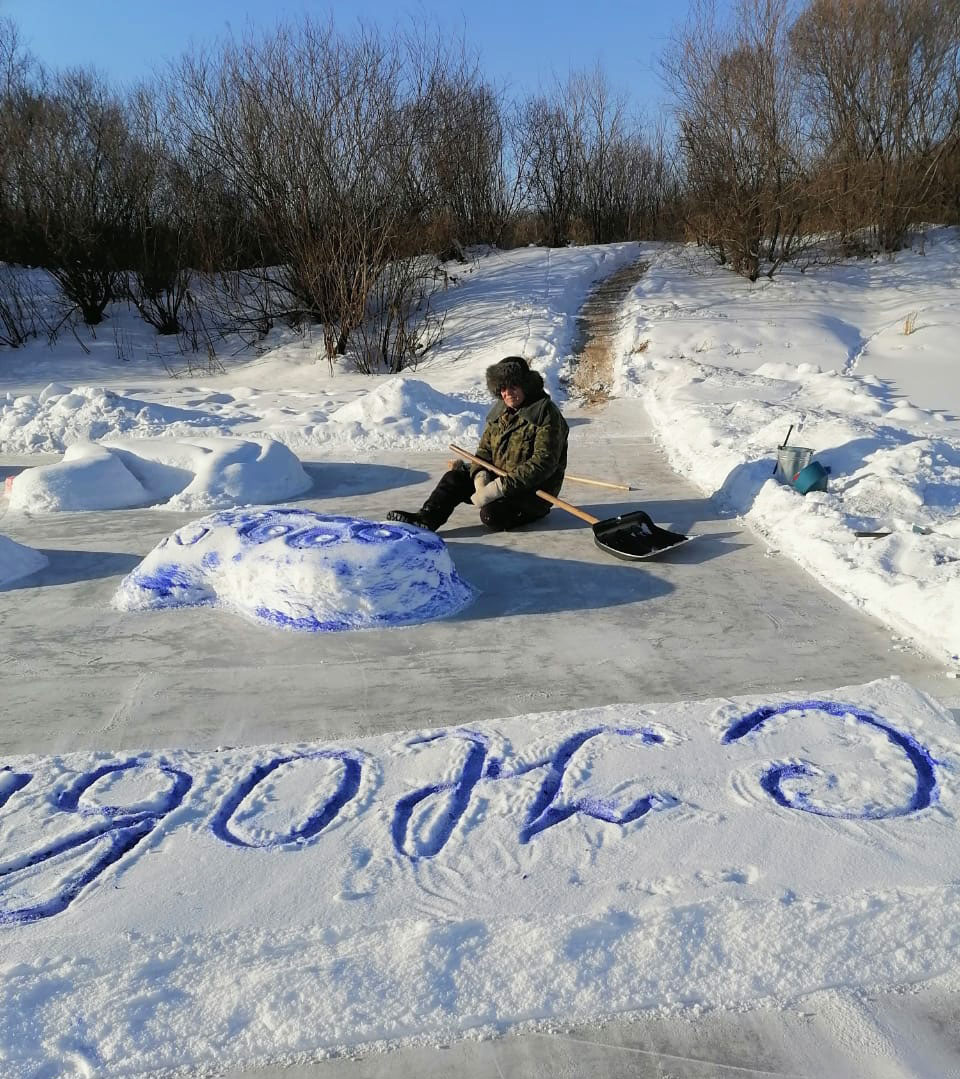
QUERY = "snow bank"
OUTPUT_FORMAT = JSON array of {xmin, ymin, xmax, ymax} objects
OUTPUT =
[
  {"xmin": 0, "ymin": 534, "xmax": 47, "ymax": 587},
  {"xmin": 618, "ymin": 236, "xmax": 960, "ymax": 662},
  {"xmin": 0, "ymin": 384, "xmax": 234, "ymax": 453},
  {"xmin": 326, "ymin": 376, "xmax": 487, "ymax": 446},
  {"xmin": 7, "ymin": 436, "xmax": 311, "ymax": 513},
  {"xmin": 114, "ymin": 507, "xmax": 475, "ymax": 630},
  {"xmin": 1, "ymin": 677, "xmax": 957, "ymax": 1076}
]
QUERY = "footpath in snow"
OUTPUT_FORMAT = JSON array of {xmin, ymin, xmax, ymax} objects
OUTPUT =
[{"xmin": 2, "ymin": 678, "xmax": 958, "ymax": 1076}]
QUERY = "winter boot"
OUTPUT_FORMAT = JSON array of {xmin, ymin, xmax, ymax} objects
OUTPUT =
[
  {"xmin": 385, "ymin": 508, "xmax": 443, "ymax": 531},
  {"xmin": 385, "ymin": 464, "xmax": 471, "ymax": 532}
]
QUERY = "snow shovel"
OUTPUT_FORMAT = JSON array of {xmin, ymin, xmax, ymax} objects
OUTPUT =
[{"xmin": 449, "ymin": 444, "xmax": 693, "ymax": 561}]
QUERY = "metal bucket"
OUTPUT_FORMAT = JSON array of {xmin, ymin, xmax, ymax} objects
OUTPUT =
[{"xmin": 775, "ymin": 445, "xmax": 813, "ymax": 483}]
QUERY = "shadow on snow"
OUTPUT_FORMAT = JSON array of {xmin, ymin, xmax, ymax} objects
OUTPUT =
[
  {"xmin": 2, "ymin": 548, "xmax": 142, "ymax": 590},
  {"xmin": 442, "ymin": 541, "xmax": 686, "ymax": 622},
  {"xmin": 298, "ymin": 461, "xmax": 431, "ymax": 500}
]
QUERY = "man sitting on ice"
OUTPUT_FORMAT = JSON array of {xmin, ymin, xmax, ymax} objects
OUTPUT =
[{"xmin": 386, "ymin": 356, "xmax": 569, "ymax": 532}]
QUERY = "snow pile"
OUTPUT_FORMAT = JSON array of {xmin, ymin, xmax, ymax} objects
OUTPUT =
[
  {"xmin": 0, "ymin": 534, "xmax": 47, "ymax": 587},
  {"xmin": 617, "ymin": 234, "xmax": 960, "ymax": 661},
  {"xmin": 7, "ymin": 436, "xmax": 311, "ymax": 513},
  {"xmin": 0, "ymin": 384, "xmax": 234, "ymax": 453},
  {"xmin": 114, "ymin": 507, "xmax": 475, "ymax": 630},
  {"xmin": 327, "ymin": 377, "xmax": 487, "ymax": 446},
  {"xmin": 1, "ymin": 677, "xmax": 957, "ymax": 1076}
]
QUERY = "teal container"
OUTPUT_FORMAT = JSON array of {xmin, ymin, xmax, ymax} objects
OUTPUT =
[{"xmin": 794, "ymin": 460, "xmax": 830, "ymax": 494}]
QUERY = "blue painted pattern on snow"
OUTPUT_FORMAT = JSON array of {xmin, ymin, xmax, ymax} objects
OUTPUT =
[{"xmin": 115, "ymin": 508, "xmax": 474, "ymax": 631}]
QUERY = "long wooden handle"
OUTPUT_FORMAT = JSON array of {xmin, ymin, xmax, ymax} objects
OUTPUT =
[
  {"xmin": 447, "ymin": 459, "xmax": 632, "ymax": 492},
  {"xmin": 449, "ymin": 444, "xmax": 600, "ymax": 526},
  {"xmin": 564, "ymin": 473, "xmax": 633, "ymax": 491}
]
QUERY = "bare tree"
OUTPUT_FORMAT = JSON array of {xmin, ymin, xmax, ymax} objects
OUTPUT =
[
  {"xmin": 664, "ymin": 0, "xmax": 809, "ymax": 279},
  {"xmin": 575, "ymin": 66, "xmax": 631, "ymax": 243},
  {"xmin": 409, "ymin": 66, "xmax": 524, "ymax": 250},
  {"xmin": 0, "ymin": 18, "xmax": 49, "ymax": 346},
  {"xmin": 517, "ymin": 86, "xmax": 585, "ymax": 246},
  {"xmin": 171, "ymin": 20, "xmax": 456, "ymax": 369},
  {"xmin": 4, "ymin": 69, "xmax": 143, "ymax": 324},
  {"xmin": 123, "ymin": 85, "xmax": 201, "ymax": 335},
  {"xmin": 792, "ymin": 0, "xmax": 960, "ymax": 252}
]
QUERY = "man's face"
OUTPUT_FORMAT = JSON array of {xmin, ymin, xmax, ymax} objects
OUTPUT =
[{"xmin": 501, "ymin": 384, "xmax": 525, "ymax": 409}]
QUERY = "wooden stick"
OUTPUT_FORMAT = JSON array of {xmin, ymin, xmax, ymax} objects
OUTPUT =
[
  {"xmin": 445, "ymin": 461, "xmax": 632, "ymax": 492},
  {"xmin": 564, "ymin": 473, "xmax": 634, "ymax": 491},
  {"xmin": 449, "ymin": 444, "xmax": 600, "ymax": 525}
]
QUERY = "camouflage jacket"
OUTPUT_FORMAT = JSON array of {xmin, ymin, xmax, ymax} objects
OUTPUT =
[{"xmin": 472, "ymin": 390, "xmax": 569, "ymax": 498}]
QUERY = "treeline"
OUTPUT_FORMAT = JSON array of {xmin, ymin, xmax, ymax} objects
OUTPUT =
[
  {"xmin": 0, "ymin": 18, "xmax": 676, "ymax": 363},
  {"xmin": 667, "ymin": 0, "xmax": 960, "ymax": 279},
  {"xmin": 0, "ymin": 0, "xmax": 958, "ymax": 362}
]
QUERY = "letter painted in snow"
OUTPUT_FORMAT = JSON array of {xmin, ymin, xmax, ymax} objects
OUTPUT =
[
  {"xmin": 0, "ymin": 758, "xmax": 192, "ymax": 925},
  {"xmin": 392, "ymin": 731, "xmax": 488, "ymax": 861},
  {"xmin": 516, "ymin": 726, "xmax": 670, "ymax": 843},
  {"xmin": 722, "ymin": 699, "xmax": 937, "ymax": 818},
  {"xmin": 210, "ymin": 750, "xmax": 363, "ymax": 848},
  {"xmin": 392, "ymin": 726, "xmax": 673, "ymax": 859}
]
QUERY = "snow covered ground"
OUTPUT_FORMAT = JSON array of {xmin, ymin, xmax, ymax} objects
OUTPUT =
[
  {"xmin": 0, "ymin": 244, "xmax": 639, "ymax": 456},
  {"xmin": 2, "ymin": 235, "xmax": 960, "ymax": 1075},
  {"xmin": 1, "ymin": 237, "xmax": 957, "ymax": 661},
  {"xmin": 614, "ymin": 228, "xmax": 960, "ymax": 664},
  {"xmin": 2, "ymin": 677, "xmax": 958, "ymax": 1077}
]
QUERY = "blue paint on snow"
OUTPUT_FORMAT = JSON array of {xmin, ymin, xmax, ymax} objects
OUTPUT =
[
  {"xmin": 722, "ymin": 699, "xmax": 937, "ymax": 818},
  {"xmin": 210, "ymin": 750, "xmax": 364, "ymax": 848},
  {"xmin": 0, "ymin": 758, "xmax": 192, "ymax": 925},
  {"xmin": 118, "ymin": 508, "xmax": 474, "ymax": 632},
  {"xmin": 392, "ymin": 726, "xmax": 668, "ymax": 860}
]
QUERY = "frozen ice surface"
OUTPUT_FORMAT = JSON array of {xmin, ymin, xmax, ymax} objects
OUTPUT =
[{"xmin": 113, "ymin": 507, "xmax": 475, "ymax": 630}]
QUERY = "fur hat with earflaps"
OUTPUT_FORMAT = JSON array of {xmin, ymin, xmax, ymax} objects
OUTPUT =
[{"xmin": 485, "ymin": 355, "xmax": 544, "ymax": 399}]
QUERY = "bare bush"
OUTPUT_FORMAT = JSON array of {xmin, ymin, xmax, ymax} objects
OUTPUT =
[
  {"xmin": 0, "ymin": 264, "xmax": 47, "ymax": 346},
  {"xmin": 353, "ymin": 258, "xmax": 446, "ymax": 374}
]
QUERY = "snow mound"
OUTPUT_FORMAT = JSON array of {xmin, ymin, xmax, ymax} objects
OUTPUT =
[
  {"xmin": 0, "ymin": 533, "xmax": 48, "ymax": 587},
  {"xmin": 0, "ymin": 384, "xmax": 236, "ymax": 453},
  {"xmin": 329, "ymin": 377, "xmax": 486, "ymax": 440},
  {"xmin": 8, "ymin": 437, "xmax": 311, "ymax": 513},
  {"xmin": 113, "ymin": 508, "xmax": 475, "ymax": 630}
]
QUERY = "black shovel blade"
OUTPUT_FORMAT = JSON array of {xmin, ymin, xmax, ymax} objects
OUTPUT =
[{"xmin": 592, "ymin": 510, "xmax": 690, "ymax": 562}]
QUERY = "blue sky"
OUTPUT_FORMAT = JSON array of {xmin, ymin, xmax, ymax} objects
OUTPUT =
[{"xmin": 0, "ymin": 0, "xmax": 720, "ymax": 117}]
